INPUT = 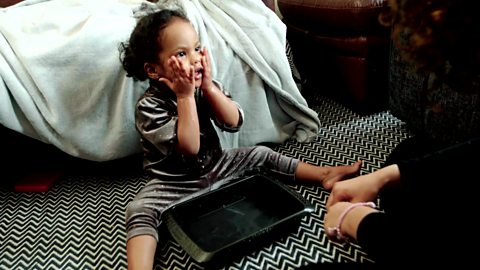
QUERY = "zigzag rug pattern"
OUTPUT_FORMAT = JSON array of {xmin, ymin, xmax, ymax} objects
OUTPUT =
[{"xmin": 0, "ymin": 97, "xmax": 410, "ymax": 270}]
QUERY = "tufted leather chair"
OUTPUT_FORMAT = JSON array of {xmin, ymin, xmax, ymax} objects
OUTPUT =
[{"xmin": 277, "ymin": 0, "xmax": 391, "ymax": 113}]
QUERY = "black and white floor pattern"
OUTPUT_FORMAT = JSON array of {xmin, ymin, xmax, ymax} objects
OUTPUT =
[{"xmin": 0, "ymin": 96, "xmax": 411, "ymax": 270}]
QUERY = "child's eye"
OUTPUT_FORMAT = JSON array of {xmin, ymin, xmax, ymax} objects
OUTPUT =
[
  {"xmin": 195, "ymin": 46, "xmax": 201, "ymax": 52},
  {"xmin": 177, "ymin": 51, "xmax": 186, "ymax": 57}
]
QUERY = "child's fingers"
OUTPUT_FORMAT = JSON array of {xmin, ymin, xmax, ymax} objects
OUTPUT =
[
  {"xmin": 202, "ymin": 47, "xmax": 209, "ymax": 63},
  {"xmin": 202, "ymin": 47, "xmax": 209, "ymax": 58},
  {"xmin": 201, "ymin": 54, "xmax": 211, "ymax": 82},
  {"xmin": 201, "ymin": 57, "xmax": 208, "ymax": 75},
  {"xmin": 202, "ymin": 48, "xmax": 210, "ymax": 70},
  {"xmin": 190, "ymin": 65, "xmax": 195, "ymax": 81},
  {"xmin": 170, "ymin": 57, "xmax": 186, "ymax": 75},
  {"xmin": 168, "ymin": 57, "xmax": 180, "ymax": 76},
  {"xmin": 169, "ymin": 57, "xmax": 189, "ymax": 81}
]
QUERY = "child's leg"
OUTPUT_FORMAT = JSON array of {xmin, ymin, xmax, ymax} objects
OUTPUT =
[
  {"xmin": 127, "ymin": 235, "xmax": 157, "ymax": 270},
  {"xmin": 125, "ymin": 178, "xmax": 206, "ymax": 269},
  {"xmin": 295, "ymin": 160, "xmax": 362, "ymax": 190},
  {"xmin": 209, "ymin": 146, "xmax": 361, "ymax": 190}
]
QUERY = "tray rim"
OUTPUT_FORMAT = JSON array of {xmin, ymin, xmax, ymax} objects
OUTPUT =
[{"xmin": 162, "ymin": 174, "xmax": 314, "ymax": 263}]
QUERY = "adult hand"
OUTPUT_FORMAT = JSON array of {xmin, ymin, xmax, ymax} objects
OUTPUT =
[
  {"xmin": 324, "ymin": 201, "xmax": 352, "ymax": 241},
  {"xmin": 326, "ymin": 175, "xmax": 380, "ymax": 210},
  {"xmin": 326, "ymin": 164, "xmax": 401, "ymax": 209}
]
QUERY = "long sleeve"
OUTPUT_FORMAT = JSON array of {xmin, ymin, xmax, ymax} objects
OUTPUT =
[
  {"xmin": 356, "ymin": 212, "xmax": 407, "ymax": 264},
  {"xmin": 396, "ymin": 138, "xmax": 480, "ymax": 193},
  {"xmin": 356, "ymin": 137, "xmax": 480, "ymax": 265}
]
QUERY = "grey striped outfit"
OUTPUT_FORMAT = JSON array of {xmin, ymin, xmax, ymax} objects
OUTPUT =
[{"xmin": 126, "ymin": 81, "xmax": 299, "ymax": 242}]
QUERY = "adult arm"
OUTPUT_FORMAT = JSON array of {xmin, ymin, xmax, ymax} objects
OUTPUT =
[
  {"xmin": 326, "ymin": 164, "xmax": 401, "ymax": 209},
  {"xmin": 326, "ymin": 138, "xmax": 480, "ymax": 262},
  {"xmin": 394, "ymin": 138, "xmax": 480, "ymax": 194},
  {"xmin": 328, "ymin": 137, "xmax": 480, "ymax": 210},
  {"xmin": 355, "ymin": 212, "xmax": 405, "ymax": 264}
]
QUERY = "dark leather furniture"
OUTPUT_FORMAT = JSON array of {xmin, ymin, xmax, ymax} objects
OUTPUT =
[{"xmin": 277, "ymin": 0, "xmax": 391, "ymax": 113}]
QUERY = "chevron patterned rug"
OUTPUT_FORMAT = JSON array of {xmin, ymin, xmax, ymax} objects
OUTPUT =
[{"xmin": 0, "ymin": 96, "xmax": 411, "ymax": 270}]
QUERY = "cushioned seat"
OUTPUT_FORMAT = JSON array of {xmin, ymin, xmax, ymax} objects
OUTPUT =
[{"xmin": 277, "ymin": 0, "xmax": 390, "ymax": 113}]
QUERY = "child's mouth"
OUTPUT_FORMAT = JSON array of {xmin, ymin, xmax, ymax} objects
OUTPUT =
[{"xmin": 195, "ymin": 67, "xmax": 203, "ymax": 80}]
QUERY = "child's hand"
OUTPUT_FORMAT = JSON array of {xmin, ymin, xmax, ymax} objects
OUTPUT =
[
  {"xmin": 200, "ymin": 47, "xmax": 214, "ymax": 92},
  {"xmin": 159, "ymin": 56, "xmax": 195, "ymax": 98}
]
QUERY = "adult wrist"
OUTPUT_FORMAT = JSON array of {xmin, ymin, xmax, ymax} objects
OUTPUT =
[
  {"xmin": 377, "ymin": 164, "xmax": 401, "ymax": 188},
  {"xmin": 327, "ymin": 202, "xmax": 377, "ymax": 242},
  {"xmin": 342, "ymin": 205, "xmax": 378, "ymax": 241}
]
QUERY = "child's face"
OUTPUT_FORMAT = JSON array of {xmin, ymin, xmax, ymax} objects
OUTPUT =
[{"xmin": 156, "ymin": 17, "xmax": 203, "ymax": 88}]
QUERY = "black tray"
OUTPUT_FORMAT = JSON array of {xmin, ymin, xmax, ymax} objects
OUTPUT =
[{"xmin": 162, "ymin": 174, "xmax": 314, "ymax": 263}]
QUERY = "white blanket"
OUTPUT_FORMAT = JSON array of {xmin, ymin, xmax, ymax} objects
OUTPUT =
[{"xmin": 0, "ymin": 0, "xmax": 320, "ymax": 161}]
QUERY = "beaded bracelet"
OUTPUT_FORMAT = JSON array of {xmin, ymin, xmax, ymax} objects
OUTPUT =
[{"xmin": 326, "ymin": 202, "xmax": 376, "ymax": 242}]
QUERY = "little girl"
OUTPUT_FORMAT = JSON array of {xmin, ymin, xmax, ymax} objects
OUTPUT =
[{"xmin": 120, "ymin": 9, "xmax": 362, "ymax": 270}]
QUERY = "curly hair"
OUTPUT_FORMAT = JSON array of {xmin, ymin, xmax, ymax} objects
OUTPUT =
[
  {"xmin": 381, "ymin": 0, "xmax": 480, "ymax": 93},
  {"xmin": 119, "ymin": 9, "xmax": 189, "ymax": 81}
]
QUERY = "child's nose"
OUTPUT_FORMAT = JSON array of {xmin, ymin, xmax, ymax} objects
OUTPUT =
[{"xmin": 191, "ymin": 53, "xmax": 201, "ymax": 64}]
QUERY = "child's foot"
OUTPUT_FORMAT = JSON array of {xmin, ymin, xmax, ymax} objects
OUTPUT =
[{"xmin": 322, "ymin": 160, "xmax": 362, "ymax": 190}]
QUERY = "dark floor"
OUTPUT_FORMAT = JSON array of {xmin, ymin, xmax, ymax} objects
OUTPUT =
[{"xmin": 0, "ymin": 96, "xmax": 411, "ymax": 270}]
